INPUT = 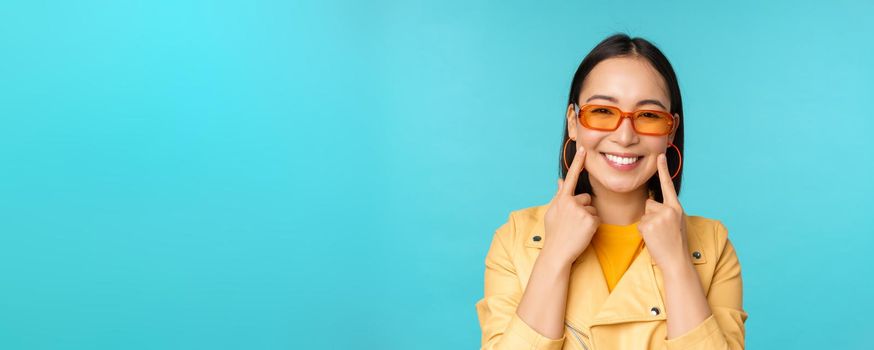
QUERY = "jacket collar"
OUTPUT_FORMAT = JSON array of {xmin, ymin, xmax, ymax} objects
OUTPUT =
[
  {"xmin": 523, "ymin": 203, "xmax": 707, "ymax": 265},
  {"xmin": 522, "ymin": 203, "xmax": 707, "ymax": 328}
]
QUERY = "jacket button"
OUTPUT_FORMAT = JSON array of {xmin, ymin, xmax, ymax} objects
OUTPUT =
[
  {"xmin": 650, "ymin": 307, "xmax": 660, "ymax": 316},
  {"xmin": 533, "ymin": 236, "xmax": 542, "ymax": 242},
  {"xmin": 692, "ymin": 251, "xmax": 702, "ymax": 260}
]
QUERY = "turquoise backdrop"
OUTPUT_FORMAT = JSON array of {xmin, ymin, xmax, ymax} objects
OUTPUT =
[{"xmin": 1, "ymin": 0, "xmax": 872, "ymax": 349}]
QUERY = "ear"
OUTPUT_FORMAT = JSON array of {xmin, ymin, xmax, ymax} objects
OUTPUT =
[
  {"xmin": 566, "ymin": 104, "xmax": 578, "ymax": 140},
  {"xmin": 668, "ymin": 112, "xmax": 680, "ymax": 144}
]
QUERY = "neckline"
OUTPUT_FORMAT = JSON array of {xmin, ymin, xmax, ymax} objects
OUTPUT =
[
  {"xmin": 595, "ymin": 221, "xmax": 641, "ymax": 238},
  {"xmin": 598, "ymin": 220, "xmax": 640, "ymax": 229}
]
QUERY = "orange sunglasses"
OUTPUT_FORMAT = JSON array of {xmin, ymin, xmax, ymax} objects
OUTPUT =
[{"xmin": 574, "ymin": 103, "xmax": 677, "ymax": 136}]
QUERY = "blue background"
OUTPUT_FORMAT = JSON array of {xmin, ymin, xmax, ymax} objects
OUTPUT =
[{"xmin": 1, "ymin": 0, "xmax": 872, "ymax": 349}]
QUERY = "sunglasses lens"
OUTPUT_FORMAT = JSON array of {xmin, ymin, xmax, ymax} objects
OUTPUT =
[
  {"xmin": 633, "ymin": 111, "xmax": 673, "ymax": 135},
  {"xmin": 581, "ymin": 106, "xmax": 621, "ymax": 129}
]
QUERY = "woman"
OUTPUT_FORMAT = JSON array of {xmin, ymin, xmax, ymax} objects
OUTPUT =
[{"xmin": 475, "ymin": 34, "xmax": 747, "ymax": 350}]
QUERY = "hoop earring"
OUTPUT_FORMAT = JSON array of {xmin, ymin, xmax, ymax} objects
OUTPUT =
[
  {"xmin": 562, "ymin": 138, "xmax": 575, "ymax": 171},
  {"xmin": 667, "ymin": 142, "xmax": 683, "ymax": 180}
]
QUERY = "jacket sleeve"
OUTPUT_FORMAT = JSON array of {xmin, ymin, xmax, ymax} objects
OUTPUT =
[
  {"xmin": 474, "ymin": 214, "xmax": 566, "ymax": 350},
  {"xmin": 665, "ymin": 221, "xmax": 749, "ymax": 350}
]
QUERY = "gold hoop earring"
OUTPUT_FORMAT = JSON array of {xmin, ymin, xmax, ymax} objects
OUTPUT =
[
  {"xmin": 650, "ymin": 144, "xmax": 682, "ymax": 199},
  {"xmin": 667, "ymin": 142, "xmax": 683, "ymax": 180},
  {"xmin": 562, "ymin": 138, "xmax": 575, "ymax": 171}
]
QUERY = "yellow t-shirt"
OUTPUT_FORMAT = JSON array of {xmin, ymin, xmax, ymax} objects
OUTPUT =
[{"xmin": 591, "ymin": 221, "xmax": 645, "ymax": 292}]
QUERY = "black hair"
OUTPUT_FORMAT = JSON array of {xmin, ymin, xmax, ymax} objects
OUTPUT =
[{"xmin": 560, "ymin": 33, "xmax": 684, "ymax": 203}]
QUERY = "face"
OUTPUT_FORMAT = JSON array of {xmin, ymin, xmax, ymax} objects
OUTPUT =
[{"xmin": 566, "ymin": 56, "xmax": 679, "ymax": 195}]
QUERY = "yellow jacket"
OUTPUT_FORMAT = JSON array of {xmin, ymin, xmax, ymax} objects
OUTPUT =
[{"xmin": 475, "ymin": 203, "xmax": 748, "ymax": 350}]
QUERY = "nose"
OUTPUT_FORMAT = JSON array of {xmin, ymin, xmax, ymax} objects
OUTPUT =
[{"xmin": 611, "ymin": 116, "xmax": 639, "ymax": 146}]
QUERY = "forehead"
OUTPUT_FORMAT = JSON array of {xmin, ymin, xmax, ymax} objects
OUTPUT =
[{"xmin": 579, "ymin": 56, "xmax": 670, "ymax": 108}]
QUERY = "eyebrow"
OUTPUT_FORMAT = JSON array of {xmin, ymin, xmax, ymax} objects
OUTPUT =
[{"xmin": 585, "ymin": 95, "xmax": 668, "ymax": 110}]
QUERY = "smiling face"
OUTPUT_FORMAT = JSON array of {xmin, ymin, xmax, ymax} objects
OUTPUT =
[{"xmin": 566, "ymin": 56, "xmax": 679, "ymax": 196}]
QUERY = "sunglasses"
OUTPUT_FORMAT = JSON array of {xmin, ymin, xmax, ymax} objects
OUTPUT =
[{"xmin": 574, "ymin": 103, "xmax": 677, "ymax": 136}]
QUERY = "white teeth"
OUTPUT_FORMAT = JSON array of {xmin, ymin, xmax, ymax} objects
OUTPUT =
[{"xmin": 604, "ymin": 153, "xmax": 640, "ymax": 165}]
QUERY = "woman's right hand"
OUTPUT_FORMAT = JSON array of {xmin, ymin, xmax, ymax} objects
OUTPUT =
[{"xmin": 542, "ymin": 145, "xmax": 600, "ymax": 266}]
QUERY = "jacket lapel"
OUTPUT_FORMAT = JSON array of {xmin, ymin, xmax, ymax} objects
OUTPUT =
[
  {"xmin": 587, "ymin": 245, "xmax": 666, "ymax": 326},
  {"xmin": 564, "ymin": 246, "xmax": 610, "ymax": 328}
]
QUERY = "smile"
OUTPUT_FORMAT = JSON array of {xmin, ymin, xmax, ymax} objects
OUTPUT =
[{"xmin": 601, "ymin": 152, "xmax": 643, "ymax": 170}]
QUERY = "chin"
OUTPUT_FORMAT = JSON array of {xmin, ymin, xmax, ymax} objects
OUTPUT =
[{"xmin": 592, "ymin": 175, "xmax": 645, "ymax": 194}]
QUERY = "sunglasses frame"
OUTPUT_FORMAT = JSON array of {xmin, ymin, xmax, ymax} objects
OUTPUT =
[{"xmin": 573, "ymin": 103, "xmax": 678, "ymax": 136}]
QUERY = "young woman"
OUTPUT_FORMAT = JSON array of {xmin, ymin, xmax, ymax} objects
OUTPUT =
[{"xmin": 475, "ymin": 34, "xmax": 747, "ymax": 350}]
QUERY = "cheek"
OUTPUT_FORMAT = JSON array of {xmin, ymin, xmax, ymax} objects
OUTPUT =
[
  {"xmin": 642, "ymin": 157, "xmax": 658, "ymax": 175},
  {"xmin": 641, "ymin": 140, "xmax": 668, "ymax": 173},
  {"xmin": 644, "ymin": 139, "xmax": 669, "ymax": 157},
  {"xmin": 575, "ymin": 130, "xmax": 605, "ymax": 152},
  {"xmin": 575, "ymin": 133, "xmax": 606, "ymax": 171}
]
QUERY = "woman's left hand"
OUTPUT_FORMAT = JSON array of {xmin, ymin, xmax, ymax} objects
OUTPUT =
[{"xmin": 637, "ymin": 153, "xmax": 689, "ymax": 270}]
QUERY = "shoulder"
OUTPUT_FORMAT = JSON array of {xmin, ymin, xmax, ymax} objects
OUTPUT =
[
  {"xmin": 685, "ymin": 215, "xmax": 730, "ymax": 244},
  {"xmin": 489, "ymin": 202, "xmax": 550, "ymax": 248},
  {"xmin": 507, "ymin": 202, "xmax": 550, "ymax": 230},
  {"xmin": 683, "ymin": 214, "xmax": 734, "ymax": 262}
]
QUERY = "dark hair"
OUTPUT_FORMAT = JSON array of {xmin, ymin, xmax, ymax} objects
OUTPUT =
[{"xmin": 560, "ymin": 33, "xmax": 684, "ymax": 203}]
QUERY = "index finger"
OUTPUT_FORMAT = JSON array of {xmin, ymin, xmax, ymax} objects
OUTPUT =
[
  {"xmin": 562, "ymin": 146, "xmax": 586, "ymax": 196},
  {"xmin": 656, "ymin": 152, "xmax": 680, "ymax": 208}
]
